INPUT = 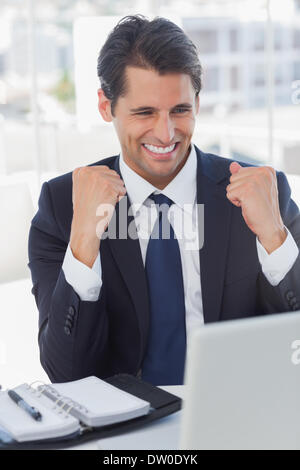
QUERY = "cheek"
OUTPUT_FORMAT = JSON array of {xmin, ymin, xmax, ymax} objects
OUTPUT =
[
  {"xmin": 126, "ymin": 134, "xmax": 142, "ymax": 149},
  {"xmin": 126, "ymin": 125, "xmax": 148, "ymax": 145},
  {"xmin": 175, "ymin": 117, "xmax": 196, "ymax": 135},
  {"xmin": 184, "ymin": 116, "xmax": 196, "ymax": 129}
]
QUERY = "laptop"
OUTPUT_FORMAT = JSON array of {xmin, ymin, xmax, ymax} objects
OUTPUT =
[{"xmin": 179, "ymin": 311, "xmax": 300, "ymax": 450}]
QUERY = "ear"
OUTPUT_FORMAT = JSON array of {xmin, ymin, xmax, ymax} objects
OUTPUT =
[{"xmin": 97, "ymin": 88, "xmax": 113, "ymax": 122}]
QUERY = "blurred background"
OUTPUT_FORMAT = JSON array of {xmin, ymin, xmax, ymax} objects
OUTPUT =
[{"xmin": 0, "ymin": 0, "xmax": 299, "ymax": 388}]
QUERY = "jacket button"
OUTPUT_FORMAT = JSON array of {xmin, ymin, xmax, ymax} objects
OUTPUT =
[
  {"xmin": 290, "ymin": 297, "xmax": 298, "ymax": 307},
  {"xmin": 285, "ymin": 291, "xmax": 295, "ymax": 301},
  {"xmin": 66, "ymin": 313, "xmax": 74, "ymax": 322},
  {"xmin": 68, "ymin": 306, "xmax": 75, "ymax": 317},
  {"xmin": 64, "ymin": 326, "xmax": 71, "ymax": 336},
  {"xmin": 65, "ymin": 319, "xmax": 73, "ymax": 329}
]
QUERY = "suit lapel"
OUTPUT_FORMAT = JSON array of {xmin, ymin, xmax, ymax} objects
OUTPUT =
[
  {"xmin": 106, "ymin": 156, "xmax": 150, "ymax": 363},
  {"xmin": 196, "ymin": 147, "xmax": 232, "ymax": 323}
]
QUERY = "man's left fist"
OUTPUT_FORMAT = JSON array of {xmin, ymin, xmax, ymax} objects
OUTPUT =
[{"xmin": 226, "ymin": 161, "xmax": 287, "ymax": 254}]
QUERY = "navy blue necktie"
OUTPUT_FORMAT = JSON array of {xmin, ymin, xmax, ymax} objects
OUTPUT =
[{"xmin": 141, "ymin": 193, "xmax": 186, "ymax": 386}]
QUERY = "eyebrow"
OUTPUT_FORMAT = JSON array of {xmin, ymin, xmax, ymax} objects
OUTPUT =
[{"xmin": 130, "ymin": 103, "xmax": 193, "ymax": 112}]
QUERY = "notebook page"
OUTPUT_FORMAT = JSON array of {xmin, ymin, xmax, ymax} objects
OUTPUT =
[
  {"xmin": 0, "ymin": 385, "xmax": 79, "ymax": 442},
  {"xmin": 46, "ymin": 376, "xmax": 150, "ymax": 427}
]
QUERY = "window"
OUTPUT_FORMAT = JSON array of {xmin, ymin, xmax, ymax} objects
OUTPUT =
[
  {"xmin": 253, "ymin": 28, "xmax": 265, "ymax": 51},
  {"xmin": 0, "ymin": 53, "xmax": 5, "ymax": 75},
  {"xmin": 183, "ymin": 25, "xmax": 218, "ymax": 54},
  {"xmin": 274, "ymin": 27, "xmax": 282, "ymax": 50},
  {"xmin": 295, "ymin": 0, "xmax": 300, "ymax": 12},
  {"xmin": 203, "ymin": 66, "xmax": 219, "ymax": 92},
  {"xmin": 293, "ymin": 28, "xmax": 300, "ymax": 48},
  {"xmin": 229, "ymin": 29, "xmax": 239, "ymax": 52},
  {"xmin": 230, "ymin": 65, "xmax": 239, "ymax": 90},
  {"xmin": 275, "ymin": 63, "xmax": 283, "ymax": 84},
  {"xmin": 253, "ymin": 64, "xmax": 265, "ymax": 87},
  {"xmin": 293, "ymin": 61, "xmax": 300, "ymax": 80}
]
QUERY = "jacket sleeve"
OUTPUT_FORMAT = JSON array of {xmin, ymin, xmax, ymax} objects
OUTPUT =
[
  {"xmin": 28, "ymin": 181, "xmax": 111, "ymax": 383},
  {"xmin": 257, "ymin": 171, "xmax": 300, "ymax": 314}
]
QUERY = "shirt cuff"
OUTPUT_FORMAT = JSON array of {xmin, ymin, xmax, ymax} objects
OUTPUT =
[
  {"xmin": 256, "ymin": 226, "xmax": 299, "ymax": 286},
  {"xmin": 62, "ymin": 242, "xmax": 102, "ymax": 301}
]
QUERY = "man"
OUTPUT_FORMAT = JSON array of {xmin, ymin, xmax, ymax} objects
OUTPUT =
[{"xmin": 28, "ymin": 15, "xmax": 300, "ymax": 386}]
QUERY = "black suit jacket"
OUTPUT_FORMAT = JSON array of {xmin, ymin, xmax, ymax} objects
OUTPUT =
[{"xmin": 28, "ymin": 145, "xmax": 300, "ymax": 383}]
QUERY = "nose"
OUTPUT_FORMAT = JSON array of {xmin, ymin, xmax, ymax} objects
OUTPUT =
[{"xmin": 153, "ymin": 112, "xmax": 175, "ymax": 145}]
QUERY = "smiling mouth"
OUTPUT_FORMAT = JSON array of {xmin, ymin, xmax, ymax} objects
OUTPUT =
[{"xmin": 142, "ymin": 142, "xmax": 180, "ymax": 158}]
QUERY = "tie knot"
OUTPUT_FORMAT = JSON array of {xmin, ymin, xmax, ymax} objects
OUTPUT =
[{"xmin": 149, "ymin": 193, "xmax": 174, "ymax": 208}]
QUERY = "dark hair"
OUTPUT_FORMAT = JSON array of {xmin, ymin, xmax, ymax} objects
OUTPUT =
[{"xmin": 97, "ymin": 14, "xmax": 202, "ymax": 117}]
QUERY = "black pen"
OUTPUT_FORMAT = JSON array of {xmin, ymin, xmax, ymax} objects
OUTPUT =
[{"xmin": 8, "ymin": 389, "xmax": 42, "ymax": 421}]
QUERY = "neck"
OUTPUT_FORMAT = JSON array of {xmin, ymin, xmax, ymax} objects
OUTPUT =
[
  {"xmin": 154, "ymin": 147, "xmax": 191, "ymax": 189},
  {"xmin": 123, "ymin": 144, "xmax": 191, "ymax": 190}
]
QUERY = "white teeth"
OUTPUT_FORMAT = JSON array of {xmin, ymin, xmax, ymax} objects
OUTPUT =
[{"xmin": 144, "ymin": 143, "xmax": 176, "ymax": 154}]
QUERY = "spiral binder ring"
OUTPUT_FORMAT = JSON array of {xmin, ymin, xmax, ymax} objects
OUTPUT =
[
  {"xmin": 43, "ymin": 385, "xmax": 90, "ymax": 415},
  {"xmin": 42, "ymin": 384, "xmax": 91, "ymax": 418},
  {"xmin": 21, "ymin": 382, "xmax": 92, "ymax": 420},
  {"xmin": 28, "ymin": 381, "xmax": 48, "ymax": 398},
  {"xmin": 23, "ymin": 382, "xmax": 74, "ymax": 419}
]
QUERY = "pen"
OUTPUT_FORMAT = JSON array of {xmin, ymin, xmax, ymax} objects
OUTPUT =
[{"xmin": 8, "ymin": 389, "xmax": 42, "ymax": 421}]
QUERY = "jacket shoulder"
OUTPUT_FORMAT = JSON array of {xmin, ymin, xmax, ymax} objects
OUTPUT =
[{"xmin": 195, "ymin": 146, "xmax": 258, "ymax": 184}]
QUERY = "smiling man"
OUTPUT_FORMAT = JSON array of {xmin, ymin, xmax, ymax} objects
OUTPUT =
[
  {"xmin": 28, "ymin": 15, "xmax": 300, "ymax": 386},
  {"xmin": 98, "ymin": 66, "xmax": 199, "ymax": 189}
]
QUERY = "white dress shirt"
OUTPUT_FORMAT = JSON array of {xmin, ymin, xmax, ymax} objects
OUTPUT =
[{"xmin": 62, "ymin": 143, "xmax": 299, "ymax": 348}]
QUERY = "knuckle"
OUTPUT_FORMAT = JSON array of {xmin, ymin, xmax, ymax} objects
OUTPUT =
[
  {"xmin": 263, "ymin": 165, "xmax": 275, "ymax": 176},
  {"xmin": 111, "ymin": 171, "xmax": 121, "ymax": 180},
  {"xmin": 109, "ymin": 187, "xmax": 118, "ymax": 198},
  {"xmin": 90, "ymin": 173, "xmax": 100, "ymax": 184},
  {"xmin": 268, "ymin": 166, "xmax": 276, "ymax": 176},
  {"xmin": 256, "ymin": 168, "xmax": 265, "ymax": 180},
  {"xmin": 79, "ymin": 166, "xmax": 88, "ymax": 175},
  {"xmin": 73, "ymin": 167, "xmax": 81, "ymax": 176}
]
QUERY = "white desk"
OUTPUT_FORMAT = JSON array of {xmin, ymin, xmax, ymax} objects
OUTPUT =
[
  {"xmin": 67, "ymin": 386, "xmax": 184, "ymax": 450},
  {"xmin": 0, "ymin": 278, "xmax": 49, "ymax": 388}
]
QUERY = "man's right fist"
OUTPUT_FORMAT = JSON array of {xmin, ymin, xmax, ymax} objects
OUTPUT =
[{"xmin": 70, "ymin": 165, "xmax": 126, "ymax": 268}]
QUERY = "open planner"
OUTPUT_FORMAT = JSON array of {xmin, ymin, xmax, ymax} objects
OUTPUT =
[
  {"xmin": 0, "ymin": 376, "xmax": 150, "ymax": 443},
  {"xmin": 0, "ymin": 374, "xmax": 182, "ymax": 449}
]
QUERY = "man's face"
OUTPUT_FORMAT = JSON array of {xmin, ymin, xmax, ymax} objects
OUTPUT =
[{"xmin": 98, "ymin": 66, "xmax": 199, "ymax": 189}]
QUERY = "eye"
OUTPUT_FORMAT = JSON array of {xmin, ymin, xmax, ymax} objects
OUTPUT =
[
  {"xmin": 136, "ymin": 108, "xmax": 189, "ymax": 116},
  {"xmin": 174, "ymin": 108, "xmax": 190, "ymax": 113},
  {"xmin": 136, "ymin": 111, "xmax": 152, "ymax": 115}
]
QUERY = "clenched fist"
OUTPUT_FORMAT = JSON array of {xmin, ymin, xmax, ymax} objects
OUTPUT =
[
  {"xmin": 70, "ymin": 165, "xmax": 126, "ymax": 268},
  {"xmin": 226, "ymin": 162, "xmax": 286, "ymax": 254}
]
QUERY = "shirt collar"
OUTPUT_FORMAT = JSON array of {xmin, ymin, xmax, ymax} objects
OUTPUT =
[{"xmin": 119, "ymin": 143, "xmax": 197, "ymax": 215}]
